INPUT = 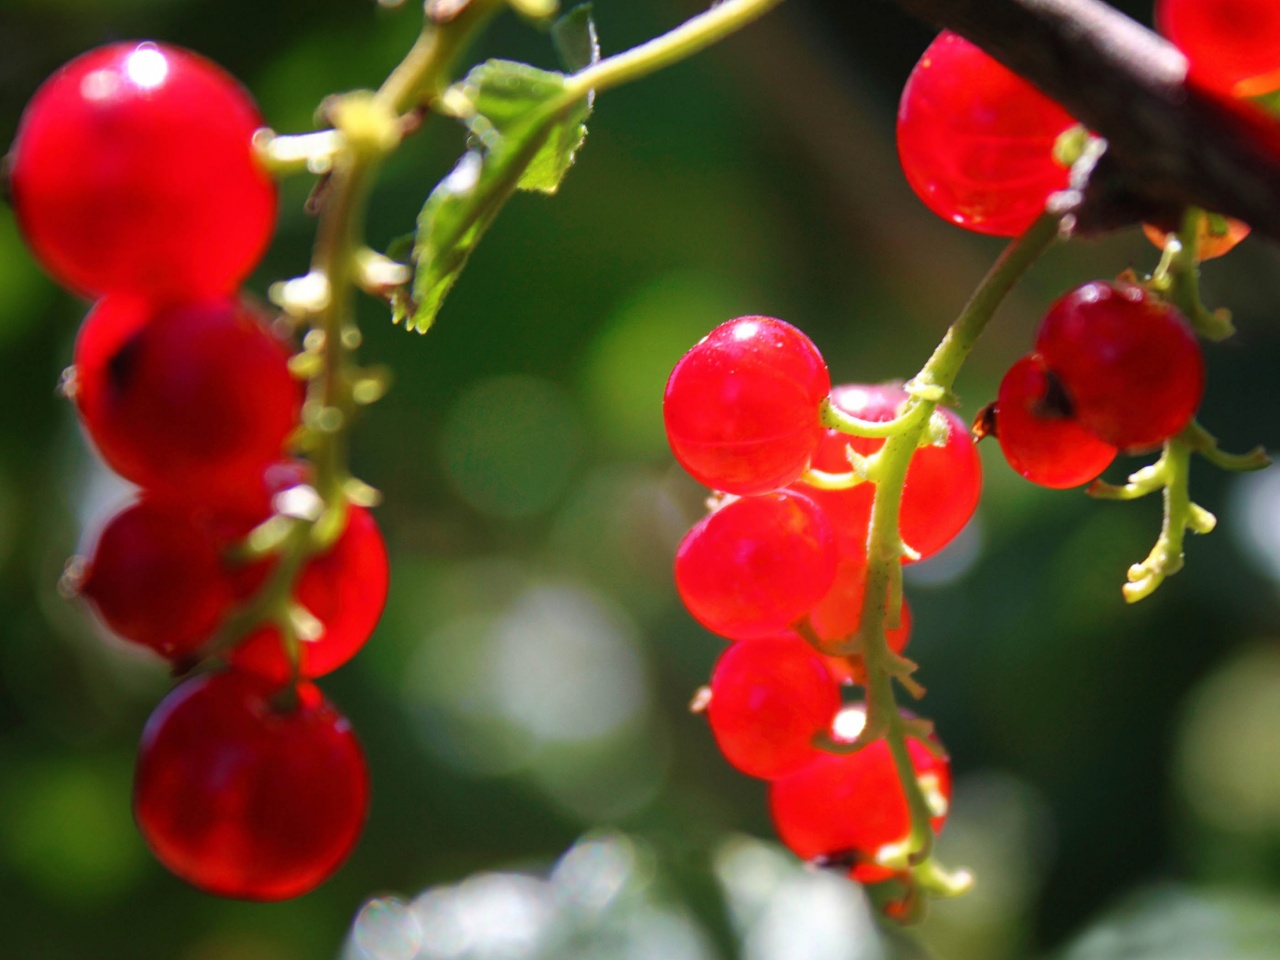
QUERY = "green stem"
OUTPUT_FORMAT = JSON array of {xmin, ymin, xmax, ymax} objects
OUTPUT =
[
  {"xmin": 842, "ymin": 213, "xmax": 1059, "ymax": 876},
  {"xmin": 563, "ymin": 0, "xmax": 786, "ymax": 99}
]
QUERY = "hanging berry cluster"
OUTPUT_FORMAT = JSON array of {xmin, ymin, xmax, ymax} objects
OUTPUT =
[
  {"xmin": 664, "ymin": 316, "xmax": 978, "ymax": 912},
  {"xmin": 8, "ymin": 42, "xmax": 387, "ymax": 900},
  {"xmin": 661, "ymin": 3, "xmax": 1275, "ymax": 921}
]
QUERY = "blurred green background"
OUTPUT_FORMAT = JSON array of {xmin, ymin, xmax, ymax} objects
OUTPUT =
[{"xmin": 4, "ymin": 1, "xmax": 1280, "ymax": 957}]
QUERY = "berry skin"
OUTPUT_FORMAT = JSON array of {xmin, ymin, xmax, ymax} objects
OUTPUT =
[
  {"xmin": 231, "ymin": 507, "xmax": 390, "ymax": 682},
  {"xmin": 664, "ymin": 316, "xmax": 830, "ymax": 496},
  {"xmin": 79, "ymin": 498, "xmax": 238, "ymax": 660},
  {"xmin": 994, "ymin": 354, "xmax": 1117, "ymax": 488},
  {"xmin": 675, "ymin": 491, "xmax": 837, "ymax": 640},
  {"xmin": 796, "ymin": 384, "xmax": 981, "ymax": 562},
  {"xmin": 706, "ymin": 636, "xmax": 842, "ymax": 780},
  {"xmin": 73, "ymin": 295, "xmax": 302, "ymax": 506},
  {"xmin": 1157, "ymin": 0, "xmax": 1280, "ymax": 98},
  {"xmin": 8, "ymin": 42, "xmax": 276, "ymax": 299},
  {"xmin": 1034, "ymin": 282, "xmax": 1204, "ymax": 450},
  {"xmin": 133, "ymin": 671, "xmax": 368, "ymax": 900},
  {"xmin": 769, "ymin": 706, "xmax": 951, "ymax": 883},
  {"xmin": 807, "ymin": 558, "xmax": 913, "ymax": 684},
  {"xmin": 897, "ymin": 31, "xmax": 1077, "ymax": 237}
]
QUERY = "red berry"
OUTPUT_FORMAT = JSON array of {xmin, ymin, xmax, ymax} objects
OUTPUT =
[
  {"xmin": 231, "ymin": 507, "xmax": 390, "ymax": 682},
  {"xmin": 133, "ymin": 671, "xmax": 368, "ymax": 900},
  {"xmin": 807, "ymin": 558, "xmax": 912, "ymax": 684},
  {"xmin": 1157, "ymin": 0, "xmax": 1280, "ymax": 98},
  {"xmin": 795, "ymin": 384, "xmax": 981, "ymax": 562},
  {"xmin": 675, "ymin": 491, "xmax": 837, "ymax": 639},
  {"xmin": 9, "ymin": 42, "xmax": 276, "ymax": 299},
  {"xmin": 994, "ymin": 354, "xmax": 1117, "ymax": 488},
  {"xmin": 79, "ymin": 498, "xmax": 237, "ymax": 660},
  {"xmin": 769, "ymin": 706, "xmax": 951, "ymax": 883},
  {"xmin": 706, "ymin": 636, "xmax": 842, "ymax": 780},
  {"xmin": 1034, "ymin": 282, "xmax": 1204, "ymax": 450},
  {"xmin": 664, "ymin": 316, "xmax": 830, "ymax": 496},
  {"xmin": 74, "ymin": 295, "xmax": 301, "ymax": 505},
  {"xmin": 897, "ymin": 31, "xmax": 1076, "ymax": 237}
]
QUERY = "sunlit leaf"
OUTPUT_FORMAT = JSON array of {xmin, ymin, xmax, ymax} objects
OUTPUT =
[{"xmin": 397, "ymin": 59, "xmax": 592, "ymax": 332}]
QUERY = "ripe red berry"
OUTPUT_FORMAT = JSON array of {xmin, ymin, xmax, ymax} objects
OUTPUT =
[
  {"xmin": 8, "ymin": 42, "xmax": 276, "ymax": 299},
  {"xmin": 769, "ymin": 706, "xmax": 951, "ymax": 883},
  {"xmin": 675, "ymin": 491, "xmax": 837, "ymax": 639},
  {"xmin": 664, "ymin": 316, "xmax": 830, "ymax": 496},
  {"xmin": 79, "ymin": 498, "xmax": 238, "ymax": 660},
  {"xmin": 73, "ymin": 295, "xmax": 302, "ymax": 505},
  {"xmin": 706, "ymin": 636, "xmax": 842, "ymax": 780},
  {"xmin": 807, "ymin": 558, "xmax": 912, "ymax": 684},
  {"xmin": 133, "ymin": 671, "xmax": 368, "ymax": 900},
  {"xmin": 1034, "ymin": 282, "xmax": 1204, "ymax": 450},
  {"xmin": 231, "ymin": 507, "xmax": 390, "ymax": 682},
  {"xmin": 795, "ymin": 384, "xmax": 981, "ymax": 562},
  {"xmin": 1157, "ymin": 0, "xmax": 1280, "ymax": 98},
  {"xmin": 897, "ymin": 31, "xmax": 1076, "ymax": 236},
  {"xmin": 994, "ymin": 354, "xmax": 1117, "ymax": 488}
]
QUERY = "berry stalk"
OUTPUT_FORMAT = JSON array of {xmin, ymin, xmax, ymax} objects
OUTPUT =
[{"xmin": 837, "ymin": 213, "xmax": 1060, "ymax": 904}]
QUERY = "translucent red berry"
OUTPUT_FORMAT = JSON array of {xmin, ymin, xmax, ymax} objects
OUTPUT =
[
  {"xmin": 73, "ymin": 295, "xmax": 301, "ymax": 505},
  {"xmin": 8, "ymin": 42, "xmax": 276, "ymax": 299},
  {"xmin": 664, "ymin": 316, "xmax": 830, "ymax": 496},
  {"xmin": 1034, "ymin": 282, "xmax": 1204, "ymax": 450},
  {"xmin": 796, "ymin": 384, "xmax": 981, "ymax": 562},
  {"xmin": 705, "ymin": 636, "xmax": 842, "ymax": 780},
  {"xmin": 675, "ymin": 491, "xmax": 837, "ymax": 639},
  {"xmin": 79, "ymin": 498, "xmax": 237, "ymax": 660},
  {"xmin": 897, "ymin": 31, "xmax": 1077, "ymax": 236},
  {"xmin": 231, "ymin": 507, "xmax": 390, "ymax": 682},
  {"xmin": 807, "ymin": 558, "xmax": 912, "ymax": 684},
  {"xmin": 769, "ymin": 706, "xmax": 951, "ymax": 883},
  {"xmin": 994, "ymin": 354, "xmax": 1117, "ymax": 488},
  {"xmin": 133, "ymin": 671, "xmax": 368, "ymax": 900},
  {"xmin": 1157, "ymin": 0, "xmax": 1280, "ymax": 98}
]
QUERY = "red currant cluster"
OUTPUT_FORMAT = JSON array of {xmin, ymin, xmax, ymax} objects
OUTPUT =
[
  {"xmin": 664, "ymin": 315, "xmax": 980, "ymax": 885},
  {"xmin": 990, "ymin": 280, "xmax": 1205, "ymax": 489},
  {"xmin": 9, "ymin": 42, "xmax": 383, "ymax": 899}
]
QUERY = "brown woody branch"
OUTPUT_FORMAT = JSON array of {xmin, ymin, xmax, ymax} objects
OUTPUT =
[{"xmin": 889, "ymin": 0, "xmax": 1280, "ymax": 242}]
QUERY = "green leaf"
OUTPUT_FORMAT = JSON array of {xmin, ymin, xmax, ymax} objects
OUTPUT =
[
  {"xmin": 455, "ymin": 59, "xmax": 593, "ymax": 195},
  {"xmin": 552, "ymin": 4, "xmax": 600, "ymax": 73},
  {"xmin": 398, "ymin": 59, "xmax": 593, "ymax": 333}
]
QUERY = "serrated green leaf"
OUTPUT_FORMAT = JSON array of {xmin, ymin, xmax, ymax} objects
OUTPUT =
[
  {"xmin": 552, "ymin": 4, "xmax": 600, "ymax": 73},
  {"xmin": 404, "ymin": 97, "xmax": 584, "ymax": 333},
  {"xmin": 400, "ymin": 57, "xmax": 595, "ymax": 333}
]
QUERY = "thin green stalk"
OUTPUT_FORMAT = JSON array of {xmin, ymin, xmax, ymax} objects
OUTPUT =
[
  {"xmin": 832, "ymin": 213, "xmax": 1059, "ymax": 895},
  {"xmin": 563, "ymin": 0, "xmax": 785, "ymax": 99}
]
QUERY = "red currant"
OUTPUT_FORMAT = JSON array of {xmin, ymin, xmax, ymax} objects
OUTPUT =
[
  {"xmin": 664, "ymin": 316, "xmax": 830, "ymax": 496},
  {"xmin": 769, "ymin": 706, "xmax": 951, "ymax": 883},
  {"xmin": 74, "ymin": 295, "xmax": 302, "ymax": 505},
  {"xmin": 1034, "ymin": 282, "xmax": 1204, "ymax": 450},
  {"xmin": 9, "ymin": 42, "xmax": 276, "ymax": 299},
  {"xmin": 231, "ymin": 507, "xmax": 390, "ymax": 682},
  {"xmin": 79, "ymin": 498, "xmax": 237, "ymax": 660},
  {"xmin": 1157, "ymin": 0, "xmax": 1280, "ymax": 98},
  {"xmin": 795, "ymin": 384, "xmax": 981, "ymax": 562},
  {"xmin": 994, "ymin": 354, "xmax": 1117, "ymax": 488},
  {"xmin": 897, "ymin": 31, "xmax": 1076, "ymax": 237},
  {"xmin": 807, "ymin": 558, "xmax": 912, "ymax": 684},
  {"xmin": 706, "ymin": 636, "xmax": 841, "ymax": 780},
  {"xmin": 675, "ymin": 491, "xmax": 837, "ymax": 639},
  {"xmin": 133, "ymin": 671, "xmax": 368, "ymax": 900}
]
